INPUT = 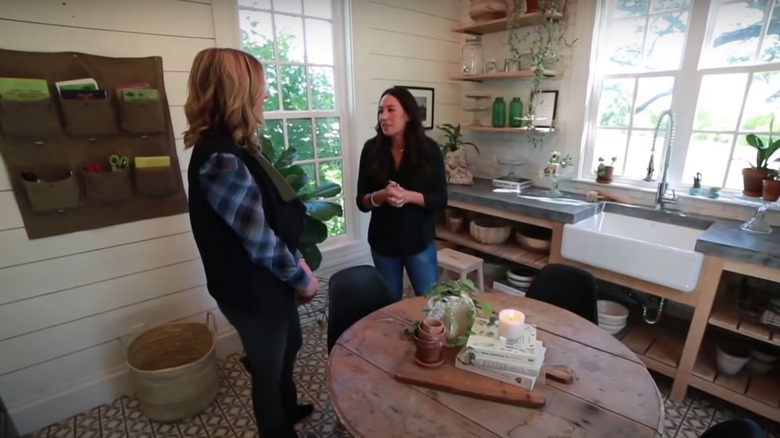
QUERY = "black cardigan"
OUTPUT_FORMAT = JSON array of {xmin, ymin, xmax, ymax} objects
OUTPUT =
[{"xmin": 355, "ymin": 136, "xmax": 447, "ymax": 257}]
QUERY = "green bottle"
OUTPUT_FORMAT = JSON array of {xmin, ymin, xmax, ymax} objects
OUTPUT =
[
  {"xmin": 509, "ymin": 97, "xmax": 523, "ymax": 127},
  {"xmin": 492, "ymin": 97, "xmax": 506, "ymax": 127}
]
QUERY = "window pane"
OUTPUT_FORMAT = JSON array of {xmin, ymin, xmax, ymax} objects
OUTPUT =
[
  {"xmin": 275, "ymin": 15, "xmax": 305, "ymax": 62},
  {"xmin": 650, "ymin": 0, "xmax": 690, "ymax": 13},
  {"xmin": 726, "ymin": 136, "xmax": 758, "ymax": 189},
  {"xmin": 683, "ymin": 133, "xmax": 733, "ymax": 189},
  {"xmin": 644, "ymin": 12, "xmax": 689, "ymax": 70},
  {"xmin": 693, "ymin": 74, "xmax": 747, "ymax": 131},
  {"xmin": 633, "ymin": 77, "xmax": 674, "ymax": 129},
  {"xmin": 601, "ymin": 17, "xmax": 646, "ymax": 73},
  {"xmin": 741, "ymin": 71, "xmax": 780, "ymax": 131},
  {"xmin": 262, "ymin": 119, "xmax": 285, "ymax": 150},
  {"xmin": 239, "ymin": 0, "xmax": 271, "ymax": 9},
  {"xmin": 610, "ymin": 0, "xmax": 649, "ymax": 19},
  {"xmin": 326, "ymin": 197, "xmax": 346, "ymax": 237},
  {"xmin": 319, "ymin": 159, "xmax": 343, "ymax": 186},
  {"xmin": 316, "ymin": 117, "xmax": 341, "ymax": 158},
  {"xmin": 281, "ymin": 65, "xmax": 309, "ymax": 110},
  {"xmin": 760, "ymin": 1, "xmax": 780, "ymax": 62},
  {"xmin": 264, "ymin": 63, "xmax": 280, "ymax": 111},
  {"xmin": 625, "ymin": 130, "xmax": 659, "ymax": 179},
  {"xmin": 274, "ymin": 0, "xmax": 302, "ymax": 14},
  {"xmin": 299, "ymin": 163, "xmax": 316, "ymax": 190},
  {"xmin": 591, "ymin": 129, "xmax": 629, "ymax": 176},
  {"xmin": 287, "ymin": 118, "xmax": 314, "ymax": 160},
  {"xmin": 306, "ymin": 19, "xmax": 334, "ymax": 65},
  {"xmin": 240, "ymin": 10, "xmax": 275, "ymax": 61},
  {"xmin": 702, "ymin": 1, "xmax": 768, "ymax": 68},
  {"xmin": 310, "ymin": 67, "xmax": 335, "ymax": 110},
  {"xmin": 598, "ymin": 78, "xmax": 635, "ymax": 127},
  {"xmin": 304, "ymin": 0, "xmax": 332, "ymax": 19}
]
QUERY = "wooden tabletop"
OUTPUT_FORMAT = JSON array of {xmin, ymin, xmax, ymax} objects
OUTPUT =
[{"xmin": 327, "ymin": 292, "xmax": 664, "ymax": 438}]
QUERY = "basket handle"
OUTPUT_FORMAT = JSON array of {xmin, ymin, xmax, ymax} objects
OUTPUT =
[{"xmin": 206, "ymin": 311, "xmax": 218, "ymax": 334}]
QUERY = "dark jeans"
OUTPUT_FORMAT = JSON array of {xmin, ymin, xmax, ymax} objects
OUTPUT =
[
  {"xmin": 220, "ymin": 300, "xmax": 302, "ymax": 438},
  {"xmin": 371, "ymin": 240, "xmax": 438, "ymax": 301}
]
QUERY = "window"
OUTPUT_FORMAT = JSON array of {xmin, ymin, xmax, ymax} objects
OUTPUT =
[
  {"xmin": 238, "ymin": 0, "xmax": 348, "ymax": 237},
  {"xmin": 585, "ymin": 0, "xmax": 780, "ymax": 191}
]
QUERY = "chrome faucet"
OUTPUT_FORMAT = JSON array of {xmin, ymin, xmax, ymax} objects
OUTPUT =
[{"xmin": 644, "ymin": 109, "xmax": 678, "ymax": 211}]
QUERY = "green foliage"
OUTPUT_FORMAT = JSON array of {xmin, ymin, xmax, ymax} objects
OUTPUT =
[
  {"xmin": 595, "ymin": 156, "xmax": 618, "ymax": 176},
  {"xmin": 744, "ymin": 115, "xmax": 780, "ymax": 170},
  {"xmin": 436, "ymin": 123, "xmax": 479, "ymax": 155},
  {"xmin": 260, "ymin": 135, "xmax": 343, "ymax": 270}
]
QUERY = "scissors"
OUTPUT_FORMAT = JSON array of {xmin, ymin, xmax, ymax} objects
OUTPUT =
[{"xmin": 109, "ymin": 154, "xmax": 129, "ymax": 171}]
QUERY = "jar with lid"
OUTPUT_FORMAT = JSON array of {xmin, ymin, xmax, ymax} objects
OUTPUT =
[{"xmin": 462, "ymin": 35, "xmax": 484, "ymax": 75}]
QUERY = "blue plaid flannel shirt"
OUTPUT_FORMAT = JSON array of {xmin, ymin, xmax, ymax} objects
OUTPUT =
[{"xmin": 199, "ymin": 152, "xmax": 309, "ymax": 291}]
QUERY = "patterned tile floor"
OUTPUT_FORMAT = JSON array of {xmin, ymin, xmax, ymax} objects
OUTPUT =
[{"xmin": 20, "ymin": 320, "xmax": 780, "ymax": 438}]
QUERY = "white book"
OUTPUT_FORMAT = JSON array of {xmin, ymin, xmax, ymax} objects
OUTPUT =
[
  {"xmin": 456, "ymin": 347, "xmax": 538, "ymax": 390},
  {"xmin": 466, "ymin": 317, "xmax": 544, "ymax": 364},
  {"xmin": 471, "ymin": 353, "xmax": 543, "ymax": 377}
]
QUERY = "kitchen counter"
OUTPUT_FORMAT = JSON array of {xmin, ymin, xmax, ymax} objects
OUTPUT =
[
  {"xmin": 447, "ymin": 179, "xmax": 599, "ymax": 224},
  {"xmin": 696, "ymin": 221, "xmax": 780, "ymax": 269}
]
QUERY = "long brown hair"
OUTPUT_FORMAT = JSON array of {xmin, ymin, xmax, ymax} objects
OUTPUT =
[{"xmin": 183, "ymin": 48, "xmax": 265, "ymax": 151}]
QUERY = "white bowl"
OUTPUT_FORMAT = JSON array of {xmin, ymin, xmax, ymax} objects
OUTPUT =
[
  {"xmin": 746, "ymin": 358, "xmax": 775, "ymax": 375},
  {"xmin": 506, "ymin": 267, "xmax": 536, "ymax": 282},
  {"xmin": 597, "ymin": 300, "xmax": 629, "ymax": 325},
  {"xmin": 599, "ymin": 322, "xmax": 625, "ymax": 335},
  {"xmin": 716, "ymin": 344, "xmax": 751, "ymax": 375},
  {"xmin": 751, "ymin": 346, "xmax": 779, "ymax": 363}
]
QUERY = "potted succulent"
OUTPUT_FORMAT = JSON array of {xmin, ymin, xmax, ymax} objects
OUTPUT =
[
  {"xmin": 437, "ymin": 123, "xmax": 479, "ymax": 185},
  {"xmin": 743, "ymin": 115, "xmax": 780, "ymax": 197},
  {"xmin": 595, "ymin": 156, "xmax": 617, "ymax": 184},
  {"xmin": 764, "ymin": 171, "xmax": 780, "ymax": 202}
]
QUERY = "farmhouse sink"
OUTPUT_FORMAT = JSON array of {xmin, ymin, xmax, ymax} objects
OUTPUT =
[{"xmin": 560, "ymin": 205, "xmax": 711, "ymax": 292}]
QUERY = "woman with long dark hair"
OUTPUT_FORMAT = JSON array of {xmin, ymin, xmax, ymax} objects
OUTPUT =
[{"xmin": 355, "ymin": 86, "xmax": 448, "ymax": 301}]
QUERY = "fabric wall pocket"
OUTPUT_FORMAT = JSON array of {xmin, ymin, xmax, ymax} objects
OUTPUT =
[
  {"xmin": 135, "ymin": 166, "xmax": 177, "ymax": 197},
  {"xmin": 0, "ymin": 98, "xmax": 61, "ymax": 140},
  {"xmin": 60, "ymin": 98, "xmax": 118, "ymax": 137},
  {"xmin": 118, "ymin": 99, "xmax": 166, "ymax": 134},
  {"xmin": 81, "ymin": 165, "xmax": 132, "ymax": 204},
  {"xmin": 20, "ymin": 168, "xmax": 80, "ymax": 213}
]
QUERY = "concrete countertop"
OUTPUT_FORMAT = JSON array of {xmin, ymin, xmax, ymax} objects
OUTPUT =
[{"xmin": 696, "ymin": 221, "xmax": 780, "ymax": 269}]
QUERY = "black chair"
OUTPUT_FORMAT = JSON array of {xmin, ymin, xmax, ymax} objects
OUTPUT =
[
  {"xmin": 525, "ymin": 263, "xmax": 598, "ymax": 324},
  {"xmin": 327, "ymin": 265, "xmax": 394, "ymax": 353},
  {"xmin": 699, "ymin": 418, "xmax": 763, "ymax": 438}
]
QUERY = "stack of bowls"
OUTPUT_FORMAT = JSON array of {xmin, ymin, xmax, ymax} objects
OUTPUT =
[
  {"xmin": 597, "ymin": 300, "xmax": 629, "ymax": 335},
  {"xmin": 746, "ymin": 344, "xmax": 779, "ymax": 375},
  {"xmin": 716, "ymin": 341, "xmax": 751, "ymax": 375},
  {"xmin": 505, "ymin": 267, "xmax": 536, "ymax": 291}
]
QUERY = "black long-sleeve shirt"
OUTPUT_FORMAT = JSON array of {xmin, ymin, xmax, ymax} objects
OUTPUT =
[{"xmin": 356, "ymin": 136, "xmax": 447, "ymax": 257}]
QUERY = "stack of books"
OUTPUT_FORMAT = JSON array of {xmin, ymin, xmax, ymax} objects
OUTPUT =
[{"xmin": 456, "ymin": 317, "xmax": 546, "ymax": 390}]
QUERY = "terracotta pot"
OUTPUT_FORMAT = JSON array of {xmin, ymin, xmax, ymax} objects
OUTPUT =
[
  {"xmin": 415, "ymin": 326, "xmax": 446, "ymax": 342},
  {"xmin": 413, "ymin": 335, "xmax": 443, "ymax": 364},
  {"xmin": 764, "ymin": 179, "xmax": 780, "ymax": 202},
  {"xmin": 420, "ymin": 317, "xmax": 445, "ymax": 335},
  {"xmin": 742, "ymin": 168, "xmax": 771, "ymax": 197},
  {"xmin": 596, "ymin": 166, "xmax": 614, "ymax": 184}
]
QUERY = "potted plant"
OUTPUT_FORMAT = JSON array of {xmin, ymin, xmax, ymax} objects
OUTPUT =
[
  {"xmin": 595, "ymin": 156, "xmax": 617, "ymax": 183},
  {"xmin": 743, "ymin": 115, "xmax": 780, "ymax": 197},
  {"xmin": 764, "ymin": 170, "xmax": 780, "ymax": 202},
  {"xmin": 437, "ymin": 123, "xmax": 479, "ymax": 185},
  {"xmin": 689, "ymin": 172, "xmax": 703, "ymax": 196},
  {"xmin": 541, "ymin": 150, "xmax": 574, "ymax": 197}
]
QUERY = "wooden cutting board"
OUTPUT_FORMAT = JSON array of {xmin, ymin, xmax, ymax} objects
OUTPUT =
[{"xmin": 394, "ymin": 346, "xmax": 574, "ymax": 408}]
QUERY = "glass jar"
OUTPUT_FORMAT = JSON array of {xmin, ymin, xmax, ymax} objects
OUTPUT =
[
  {"xmin": 462, "ymin": 35, "xmax": 484, "ymax": 75},
  {"xmin": 509, "ymin": 97, "xmax": 523, "ymax": 127},
  {"xmin": 492, "ymin": 97, "xmax": 506, "ymax": 127}
]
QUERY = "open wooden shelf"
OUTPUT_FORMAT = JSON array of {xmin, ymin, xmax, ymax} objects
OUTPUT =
[
  {"xmin": 461, "ymin": 125, "xmax": 554, "ymax": 134},
  {"xmin": 449, "ymin": 69, "xmax": 558, "ymax": 82},
  {"xmin": 689, "ymin": 342, "xmax": 780, "ymax": 422},
  {"xmin": 709, "ymin": 302, "xmax": 780, "ymax": 347},
  {"xmin": 435, "ymin": 225, "xmax": 548, "ymax": 269},
  {"xmin": 615, "ymin": 316, "xmax": 689, "ymax": 378},
  {"xmin": 451, "ymin": 11, "xmax": 563, "ymax": 35}
]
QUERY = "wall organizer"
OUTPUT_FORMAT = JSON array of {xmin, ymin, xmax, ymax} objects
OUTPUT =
[{"xmin": 0, "ymin": 48, "xmax": 188, "ymax": 239}]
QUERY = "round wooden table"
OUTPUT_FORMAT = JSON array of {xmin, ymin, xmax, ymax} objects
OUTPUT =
[{"xmin": 327, "ymin": 293, "xmax": 664, "ymax": 438}]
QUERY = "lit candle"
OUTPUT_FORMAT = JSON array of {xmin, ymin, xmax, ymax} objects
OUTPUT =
[{"xmin": 498, "ymin": 308, "xmax": 526, "ymax": 344}]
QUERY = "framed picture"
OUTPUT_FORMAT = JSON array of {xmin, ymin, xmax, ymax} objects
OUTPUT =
[
  {"xmin": 396, "ymin": 85, "xmax": 435, "ymax": 129},
  {"xmin": 530, "ymin": 90, "xmax": 559, "ymax": 128}
]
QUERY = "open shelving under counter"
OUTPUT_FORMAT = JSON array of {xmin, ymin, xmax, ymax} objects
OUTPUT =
[
  {"xmin": 615, "ymin": 316, "xmax": 689, "ymax": 379},
  {"xmin": 709, "ymin": 303, "xmax": 780, "ymax": 347},
  {"xmin": 435, "ymin": 225, "xmax": 548, "ymax": 269},
  {"xmin": 451, "ymin": 11, "xmax": 563, "ymax": 35}
]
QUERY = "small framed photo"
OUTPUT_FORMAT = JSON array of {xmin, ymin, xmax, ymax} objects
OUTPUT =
[
  {"xmin": 396, "ymin": 85, "xmax": 435, "ymax": 129},
  {"xmin": 530, "ymin": 90, "xmax": 559, "ymax": 128}
]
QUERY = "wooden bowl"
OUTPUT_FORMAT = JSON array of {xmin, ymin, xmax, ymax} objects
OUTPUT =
[
  {"xmin": 469, "ymin": 218, "xmax": 511, "ymax": 244},
  {"xmin": 515, "ymin": 224, "xmax": 552, "ymax": 254}
]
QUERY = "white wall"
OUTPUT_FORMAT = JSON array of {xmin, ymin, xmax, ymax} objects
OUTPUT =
[{"xmin": 0, "ymin": 0, "xmax": 370, "ymax": 433}]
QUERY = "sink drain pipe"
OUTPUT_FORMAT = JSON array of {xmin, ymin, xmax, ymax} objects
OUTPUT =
[{"xmin": 624, "ymin": 288, "xmax": 666, "ymax": 324}]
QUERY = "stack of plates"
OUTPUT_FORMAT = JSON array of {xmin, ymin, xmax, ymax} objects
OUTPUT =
[
  {"xmin": 597, "ymin": 300, "xmax": 629, "ymax": 335},
  {"xmin": 505, "ymin": 267, "xmax": 537, "ymax": 290}
]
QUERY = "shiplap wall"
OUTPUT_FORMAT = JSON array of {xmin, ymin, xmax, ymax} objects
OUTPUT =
[{"xmin": 0, "ymin": 0, "xmax": 371, "ymax": 433}]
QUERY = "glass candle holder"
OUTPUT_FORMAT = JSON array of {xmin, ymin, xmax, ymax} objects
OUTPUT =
[{"xmin": 498, "ymin": 308, "xmax": 525, "ymax": 344}]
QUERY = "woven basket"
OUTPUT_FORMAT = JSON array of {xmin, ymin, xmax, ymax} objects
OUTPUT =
[{"xmin": 125, "ymin": 313, "xmax": 219, "ymax": 422}]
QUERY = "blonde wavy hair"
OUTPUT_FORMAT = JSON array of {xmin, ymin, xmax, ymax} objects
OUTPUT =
[{"xmin": 183, "ymin": 48, "xmax": 265, "ymax": 150}]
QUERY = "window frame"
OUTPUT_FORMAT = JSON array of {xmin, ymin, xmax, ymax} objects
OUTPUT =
[{"xmin": 236, "ymin": 0, "xmax": 355, "ymax": 245}]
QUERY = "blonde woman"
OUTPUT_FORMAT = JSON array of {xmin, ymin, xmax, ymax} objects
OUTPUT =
[{"xmin": 184, "ymin": 48, "xmax": 317, "ymax": 438}]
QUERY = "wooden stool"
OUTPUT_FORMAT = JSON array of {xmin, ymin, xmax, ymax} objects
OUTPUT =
[{"xmin": 437, "ymin": 248, "xmax": 484, "ymax": 291}]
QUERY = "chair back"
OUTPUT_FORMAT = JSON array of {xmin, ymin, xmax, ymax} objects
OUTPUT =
[
  {"xmin": 699, "ymin": 419, "xmax": 763, "ymax": 438},
  {"xmin": 327, "ymin": 265, "xmax": 394, "ymax": 353},
  {"xmin": 525, "ymin": 263, "xmax": 598, "ymax": 324}
]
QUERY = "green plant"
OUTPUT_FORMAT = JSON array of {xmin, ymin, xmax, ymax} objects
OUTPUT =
[
  {"xmin": 543, "ymin": 150, "xmax": 574, "ymax": 176},
  {"xmin": 595, "ymin": 156, "xmax": 617, "ymax": 177},
  {"xmin": 260, "ymin": 135, "xmax": 343, "ymax": 271},
  {"xmin": 437, "ymin": 123, "xmax": 479, "ymax": 156},
  {"xmin": 745, "ymin": 115, "xmax": 780, "ymax": 170}
]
